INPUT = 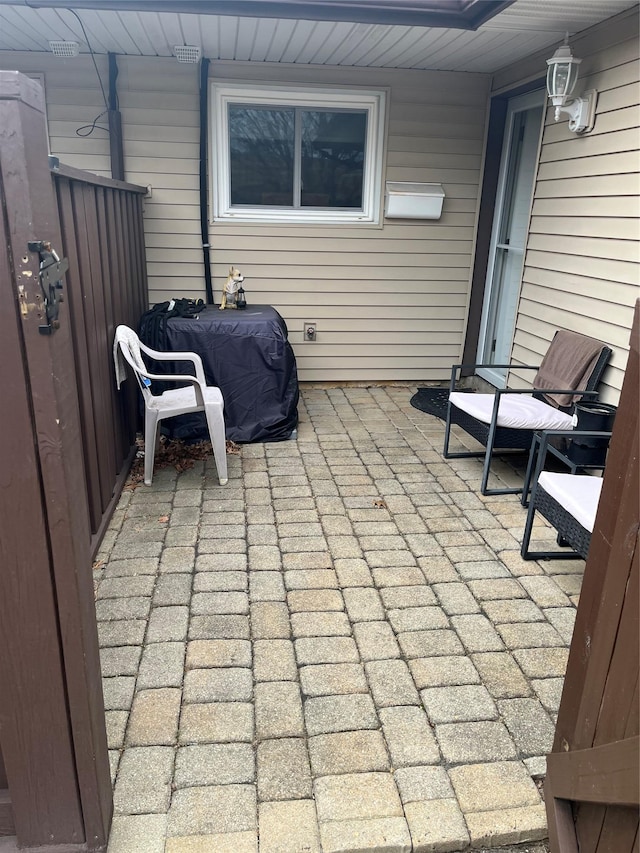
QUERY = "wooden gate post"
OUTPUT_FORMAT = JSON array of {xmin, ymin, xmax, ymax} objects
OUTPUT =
[
  {"xmin": 0, "ymin": 71, "xmax": 112, "ymax": 851},
  {"xmin": 545, "ymin": 300, "xmax": 640, "ymax": 852}
]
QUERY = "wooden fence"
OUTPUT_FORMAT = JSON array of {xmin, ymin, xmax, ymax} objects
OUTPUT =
[
  {"xmin": 0, "ymin": 70, "xmax": 147, "ymax": 851},
  {"xmin": 52, "ymin": 162, "xmax": 148, "ymax": 554},
  {"xmin": 546, "ymin": 300, "xmax": 639, "ymax": 852}
]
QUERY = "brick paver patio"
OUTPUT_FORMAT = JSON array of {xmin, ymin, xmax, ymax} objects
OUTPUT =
[{"xmin": 97, "ymin": 386, "xmax": 580, "ymax": 853}]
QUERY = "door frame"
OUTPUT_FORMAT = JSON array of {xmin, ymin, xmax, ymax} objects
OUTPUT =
[
  {"xmin": 476, "ymin": 88, "xmax": 545, "ymax": 387},
  {"xmin": 461, "ymin": 77, "xmax": 546, "ymax": 378}
]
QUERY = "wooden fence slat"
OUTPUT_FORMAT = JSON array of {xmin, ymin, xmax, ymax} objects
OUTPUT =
[
  {"xmin": 104, "ymin": 188, "xmax": 137, "ymax": 448},
  {"xmin": 85, "ymin": 183, "xmax": 120, "ymax": 500},
  {"xmin": 95, "ymin": 186, "xmax": 127, "ymax": 469},
  {"xmin": 56, "ymin": 177, "xmax": 104, "ymax": 533},
  {"xmin": 625, "ymin": 678, "xmax": 639, "ymax": 739},
  {"xmin": 595, "ymin": 543, "xmax": 640, "ymax": 745},
  {"xmin": 93, "ymin": 187, "xmax": 120, "ymax": 486},
  {"xmin": 70, "ymin": 180, "xmax": 111, "ymax": 509},
  {"xmin": 546, "ymin": 791, "xmax": 580, "ymax": 853},
  {"xmin": 594, "ymin": 806, "xmax": 639, "ymax": 853}
]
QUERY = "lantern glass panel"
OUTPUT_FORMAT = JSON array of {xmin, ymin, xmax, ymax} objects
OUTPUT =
[{"xmin": 547, "ymin": 61, "xmax": 578, "ymax": 100}]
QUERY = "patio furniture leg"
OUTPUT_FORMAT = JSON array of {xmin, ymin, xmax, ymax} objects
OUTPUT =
[
  {"xmin": 443, "ymin": 398, "xmax": 488, "ymax": 460},
  {"xmin": 521, "ymin": 434, "xmax": 541, "ymax": 507},
  {"xmin": 144, "ymin": 409, "xmax": 160, "ymax": 485},
  {"xmin": 204, "ymin": 401, "xmax": 228, "ymax": 485},
  {"xmin": 479, "ymin": 409, "xmax": 525, "ymax": 497}
]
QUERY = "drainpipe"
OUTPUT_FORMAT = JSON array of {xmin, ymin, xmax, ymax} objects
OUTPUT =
[
  {"xmin": 107, "ymin": 52, "xmax": 125, "ymax": 180},
  {"xmin": 199, "ymin": 57, "xmax": 214, "ymax": 305}
]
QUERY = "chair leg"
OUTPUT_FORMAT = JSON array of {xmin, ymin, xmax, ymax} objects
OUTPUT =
[
  {"xmin": 521, "ymin": 435, "xmax": 540, "ymax": 507},
  {"xmin": 444, "ymin": 402, "xmax": 524, "ymax": 494},
  {"xmin": 144, "ymin": 410, "xmax": 159, "ymax": 485},
  {"xmin": 204, "ymin": 402, "xmax": 228, "ymax": 485},
  {"xmin": 443, "ymin": 403, "xmax": 487, "ymax": 460},
  {"xmin": 443, "ymin": 402, "xmax": 454, "ymax": 457},
  {"xmin": 479, "ymin": 424, "xmax": 524, "ymax": 497},
  {"xmin": 521, "ymin": 490, "xmax": 539, "ymax": 559}
]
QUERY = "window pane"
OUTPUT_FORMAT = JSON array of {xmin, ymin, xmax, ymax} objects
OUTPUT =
[
  {"xmin": 300, "ymin": 110, "xmax": 367, "ymax": 208},
  {"xmin": 229, "ymin": 106, "xmax": 294, "ymax": 206}
]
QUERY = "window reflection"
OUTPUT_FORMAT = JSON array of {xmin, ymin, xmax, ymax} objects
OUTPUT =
[
  {"xmin": 229, "ymin": 106, "xmax": 295, "ymax": 206},
  {"xmin": 228, "ymin": 105, "xmax": 366, "ymax": 209},
  {"xmin": 301, "ymin": 110, "xmax": 367, "ymax": 208}
]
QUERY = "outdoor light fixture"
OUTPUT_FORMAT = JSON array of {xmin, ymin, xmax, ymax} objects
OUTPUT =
[
  {"xmin": 546, "ymin": 38, "xmax": 597, "ymax": 133},
  {"xmin": 173, "ymin": 44, "xmax": 201, "ymax": 63},
  {"xmin": 48, "ymin": 40, "xmax": 79, "ymax": 57}
]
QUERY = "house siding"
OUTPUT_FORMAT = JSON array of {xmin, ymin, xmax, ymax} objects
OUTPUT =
[
  {"xmin": 1, "ymin": 52, "xmax": 112, "ymax": 175},
  {"xmin": 0, "ymin": 51, "xmax": 489, "ymax": 383},
  {"xmin": 205, "ymin": 62, "xmax": 489, "ymax": 381},
  {"xmin": 492, "ymin": 8, "xmax": 640, "ymax": 403}
]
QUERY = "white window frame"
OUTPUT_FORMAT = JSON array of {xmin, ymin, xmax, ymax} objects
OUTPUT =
[{"xmin": 211, "ymin": 82, "xmax": 386, "ymax": 225}]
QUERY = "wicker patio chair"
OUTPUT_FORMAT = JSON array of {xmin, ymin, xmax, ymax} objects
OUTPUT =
[
  {"xmin": 520, "ymin": 429, "xmax": 610, "ymax": 560},
  {"xmin": 442, "ymin": 330, "xmax": 612, "ymax": 496}
]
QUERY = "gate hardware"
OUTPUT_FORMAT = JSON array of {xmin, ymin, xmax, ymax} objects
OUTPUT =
[{"xmin": 28, "ymin": 240, "xmax": 69, "ymax": 335}]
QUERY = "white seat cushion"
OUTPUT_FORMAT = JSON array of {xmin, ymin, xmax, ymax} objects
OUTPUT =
[
  {"xmin": 449, "ymin": 392, "xmax": 574, "ymax": 431},
  {"xmin": 538, "ymin": 471, "xmax": 603, "ymax": 532}
]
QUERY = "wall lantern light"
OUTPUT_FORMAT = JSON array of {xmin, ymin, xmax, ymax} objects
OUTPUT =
[{"xmin": 546, "ymin": 38, "xmax": 597, "ymax": 133}]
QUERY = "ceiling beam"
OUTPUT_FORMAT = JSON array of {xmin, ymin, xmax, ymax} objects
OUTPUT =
[{"xmin": 16, "ymin": 0, "xmax": 515, "ymax": 30}]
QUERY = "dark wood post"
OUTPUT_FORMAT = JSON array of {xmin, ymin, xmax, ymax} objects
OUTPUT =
[
  {"xmin": 0, "ymin": 70, "xmax": 112, "ymax": 852},
  {"xmin": 546, "ymin": 300, "xmax": 639, "ymax": 852},
  {"xmin": 108, "ymin": 52, "xmax": 125, "ymax": 181}
]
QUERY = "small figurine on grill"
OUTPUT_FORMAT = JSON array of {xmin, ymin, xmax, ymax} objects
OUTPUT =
[{"xmin": 220, "ymin": 266, "xmax": 244, "ymax": 310}]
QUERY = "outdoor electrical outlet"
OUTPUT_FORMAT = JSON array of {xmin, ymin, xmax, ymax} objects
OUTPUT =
[{"xmin": 304, "ymin": 323, "xmax": 317, "ymax": 341}]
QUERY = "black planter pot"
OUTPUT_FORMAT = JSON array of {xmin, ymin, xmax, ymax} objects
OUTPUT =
[{"xmin": 567, "ymin": 401, "xmax": 617, "ymax": 465}]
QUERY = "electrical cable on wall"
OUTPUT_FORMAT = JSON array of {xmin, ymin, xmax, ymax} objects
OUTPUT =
[{"xmin": 68, "ymin": 9, "xmax": 110, "ymax": 137}]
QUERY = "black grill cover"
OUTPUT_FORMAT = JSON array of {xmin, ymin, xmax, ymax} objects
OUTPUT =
[{"xmin": 164, "ymin": 305, "xmax": 299, "ymax": 443}]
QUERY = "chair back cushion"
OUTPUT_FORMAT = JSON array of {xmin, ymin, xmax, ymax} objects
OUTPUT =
[{"xmin": 533, "ymin": 330, "xmax": 608, "ymax": 408}]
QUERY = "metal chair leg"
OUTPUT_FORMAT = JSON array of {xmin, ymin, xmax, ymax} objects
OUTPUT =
[{"xmin": 521, "ymin": 434, "xmax": 541, "ymax": 507}]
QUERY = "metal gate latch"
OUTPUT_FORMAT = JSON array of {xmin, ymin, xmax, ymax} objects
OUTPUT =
[{"xmin": 28, "ymin": 240, "xmax": 69, "ymax": 335}]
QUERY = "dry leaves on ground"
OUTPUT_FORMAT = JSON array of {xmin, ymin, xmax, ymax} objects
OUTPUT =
[{"xmin": 125, "ymin": 435, "xmax": 240, "ymax": 489}]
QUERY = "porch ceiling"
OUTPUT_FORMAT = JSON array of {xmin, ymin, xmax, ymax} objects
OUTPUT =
[{"xmin": 0, "ymin": 0, "xmax": 636, "ymax": 72}]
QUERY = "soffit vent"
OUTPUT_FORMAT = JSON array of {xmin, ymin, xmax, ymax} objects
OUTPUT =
[
  {"xmin": 49, "ymin": 40, "xmax": 80, "ymax": 57},
  {"xmin": 173, "ymin": 44, "xmax": 201, "ymax": 63}
]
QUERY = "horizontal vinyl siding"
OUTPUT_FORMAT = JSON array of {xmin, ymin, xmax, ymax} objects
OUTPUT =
[
  {"xmin": 0, "ymin": 52, "xmax": 112, "ymax": 175},
  {"xmin": 0, "ymin": 51, "xmax": 489, "ymax": 382},
  {"xmin": 207, "ymin": 61, "xmax": 489, "ymax": 381},
  {"xmin": 503, "ymin": 10, "xmax": 640, "ymax": 404}
]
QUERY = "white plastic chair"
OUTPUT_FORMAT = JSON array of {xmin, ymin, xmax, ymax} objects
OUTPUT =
[{"xmin": 113, "ymin": 324, "xmax": 228, "ymax": 486}]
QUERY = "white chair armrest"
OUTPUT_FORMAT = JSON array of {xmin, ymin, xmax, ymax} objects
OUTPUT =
[
  {"xmin": 138, "ymin": 340, "xmax": 207, "ymax": 385},
  {"xmin": 141, "ymin": 372, "xmax": 206, "ymax": 406}
]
